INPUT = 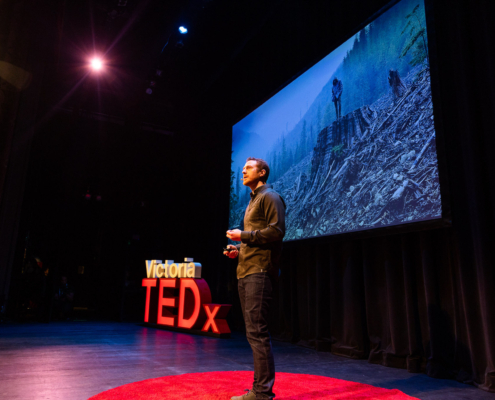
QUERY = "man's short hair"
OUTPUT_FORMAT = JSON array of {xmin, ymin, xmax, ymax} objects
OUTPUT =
[{"xmin": 247, "ymin": 157, "xmax": 270, "ymax": 183}]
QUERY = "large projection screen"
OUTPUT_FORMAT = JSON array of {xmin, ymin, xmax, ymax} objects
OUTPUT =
[{"xmin": 230, "ymin": 0, "xmax": 442, "ymax": 241}]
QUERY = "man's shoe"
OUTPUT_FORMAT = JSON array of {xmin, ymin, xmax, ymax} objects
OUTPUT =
[{"xmin": 231, "ymin": 389, "xmax": 256, "ymax": 400}]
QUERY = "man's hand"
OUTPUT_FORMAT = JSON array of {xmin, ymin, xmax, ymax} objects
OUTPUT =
[
  {"xmin": 226, "ymin": 229, "xmax": 242, "ymax": 242},
  {"xmin": 223, "ymin": 244, "xmax": 239, "ymax": 259}
]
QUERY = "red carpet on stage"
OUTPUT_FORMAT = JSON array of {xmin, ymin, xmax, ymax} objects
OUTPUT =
[{"xmin": 88, "ymin": 371, "xmax": 419, "ymax": 399}]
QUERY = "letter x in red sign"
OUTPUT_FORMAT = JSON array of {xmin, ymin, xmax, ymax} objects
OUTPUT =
[{"xmin": 202, "ymin": 304, "xmax": 232, "ymax": 334}]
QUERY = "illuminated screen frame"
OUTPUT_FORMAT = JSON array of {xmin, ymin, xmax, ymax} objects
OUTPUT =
[{"xmin": 229, "ymin": 0, "xmax": 451, "ymax": 243}]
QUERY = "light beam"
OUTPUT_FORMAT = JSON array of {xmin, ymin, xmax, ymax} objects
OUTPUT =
[{"xmin": 90, "ymin": 58, "xmax": 103, "ymax": 71}]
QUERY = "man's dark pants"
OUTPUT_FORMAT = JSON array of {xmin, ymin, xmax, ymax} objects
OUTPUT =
[{"xmin": 238, "ymin": 272, "xmax": 275, "ymax": 399}]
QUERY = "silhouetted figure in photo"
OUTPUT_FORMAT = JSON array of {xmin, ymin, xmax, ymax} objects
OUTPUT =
[
  {"xmin": 388, "ymin": 69, "xmax": 407, "ymax": 101},
  {"xmin": 332, "ymin": 77, "xmax": 343, "ymax": 120},
  {"xmin": 343, "ymin": 156, "xmax": 359, "ymax": 189},
  {"xmin": 52, "ymin": 276, "xmax": 74, "ymax": 321}
]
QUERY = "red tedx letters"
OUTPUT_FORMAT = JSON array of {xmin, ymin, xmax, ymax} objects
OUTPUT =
[{"xmin": 142, "ymin": 278, "xmax": 231, "ymax": 334}]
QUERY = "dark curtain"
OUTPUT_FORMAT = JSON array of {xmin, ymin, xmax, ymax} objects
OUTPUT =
[
  {"xmin": 1, "ymin": 0, "xmax": 493, "ymax": 393},
  {"xmin": 0, "ymin": 0, "xmax": 58, "ymax": 313},
  {"xmin": 268, "ymin": 0, "xmax": 495, "ymax": 392}
]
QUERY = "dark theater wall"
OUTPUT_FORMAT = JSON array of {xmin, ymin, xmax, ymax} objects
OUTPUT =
[
  {"xmin": 0, "ymin": 0, "xmax": 57, "ymax": 315},
  {"xmin": 196, "ymin": 0, "xmax": 495, "ymax": 392},
  {"xmin": 0, "ymin": 0, "xmax": 494, "ymax": 394}
]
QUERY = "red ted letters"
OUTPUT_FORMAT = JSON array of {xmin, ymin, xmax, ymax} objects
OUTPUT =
[{"xmin": 142, "ymin": 278, "xmax": 231, "ymax": 334}]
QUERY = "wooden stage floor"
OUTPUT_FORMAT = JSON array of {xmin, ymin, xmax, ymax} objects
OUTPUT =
[{"xmin": 0, "ymin": 322, "xmax": 493, "ymax": 400}]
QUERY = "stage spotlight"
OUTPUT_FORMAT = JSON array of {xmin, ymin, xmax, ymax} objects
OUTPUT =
[
  {"xmin": 90, "ymin": 58, "xmax": 103, "ymax": 71},
  {"xmin": 178, "ymin": 26, "xmax": 188, "ymax": 34}
]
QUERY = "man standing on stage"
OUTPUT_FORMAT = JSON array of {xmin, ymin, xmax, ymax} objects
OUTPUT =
[{"xmin": 224, "ymin": 157, "xmax": 286, "ymax": 400}]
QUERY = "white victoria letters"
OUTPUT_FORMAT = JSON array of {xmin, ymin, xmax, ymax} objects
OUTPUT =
[{"xmin": 145, "ymin": 258, "xmax": 202, "ymax": 279}]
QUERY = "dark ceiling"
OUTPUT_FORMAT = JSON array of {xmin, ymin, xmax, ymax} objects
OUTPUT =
[
  {"xmin": 8, "ymin": 0, "xmax": 396, "ymax": 285},
  {"xmin": 41, "ymin": 0, "xmax": 393, "ymax": 131}
]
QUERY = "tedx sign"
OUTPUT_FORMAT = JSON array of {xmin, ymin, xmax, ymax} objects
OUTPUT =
[{"xmin": 142, "ymin": 258, "xmax": 231, "ymax": 335}]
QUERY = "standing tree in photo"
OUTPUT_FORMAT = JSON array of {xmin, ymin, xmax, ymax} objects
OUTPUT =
[
  {"xmin": 281, "ymin": 134, "xmax": 288, "ymax": 173},
  {"xmin": 400, "ymin": 4, "xmax": 429, "ymax": 66},
  {"xmin": 297, "ymin": 120, "xmax": 308, "ymax": 162},
  {"xmin": 229, "ymin": 155, "xmax": 238, "ymax": 227},
  {"xmin": 236, "ymin": 167, "xmax": 241, "ymax": 198}
]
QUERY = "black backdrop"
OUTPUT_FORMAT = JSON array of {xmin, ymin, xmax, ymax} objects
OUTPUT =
[
  {"xmin": 199, "ymin": 0, "xmax": 495, "ymax": 392},
  {"xmin": 1, "ymin": 0, "xmax": 494, "ymax": 394}
]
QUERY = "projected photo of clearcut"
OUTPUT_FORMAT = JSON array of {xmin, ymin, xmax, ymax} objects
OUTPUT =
[{"xmin": 230, "ymin": 0, "xmax": 441, "ymax": 241}]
